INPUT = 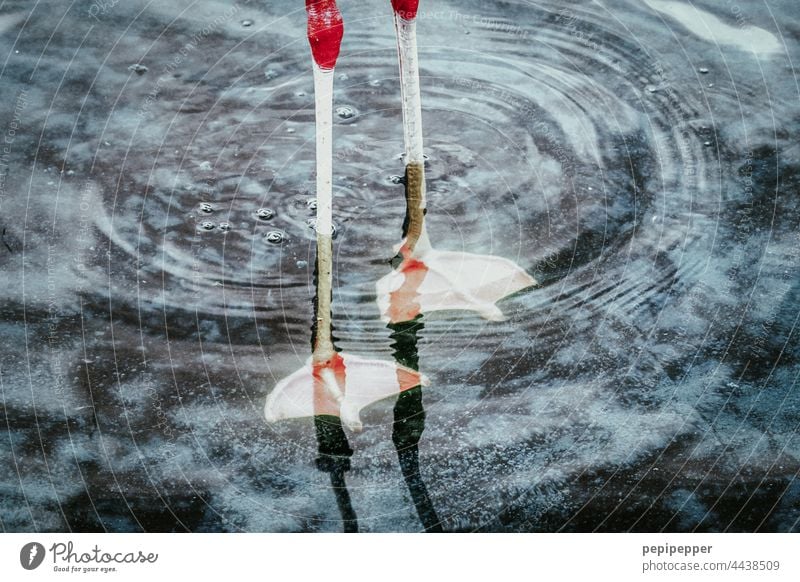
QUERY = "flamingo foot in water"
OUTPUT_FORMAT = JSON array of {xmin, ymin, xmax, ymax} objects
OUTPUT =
[
  {"xmin": 376, "ymin": 244, "xmax": 537, "ymax": 324},
  {"xmin": 264, "ymin": 352, "xmax": 427, "ymax": 432}
]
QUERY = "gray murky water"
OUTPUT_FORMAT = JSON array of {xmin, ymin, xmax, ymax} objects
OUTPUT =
[{"xmin": 1, "ymin": 0, "xmax": 799, "ymax": 532}]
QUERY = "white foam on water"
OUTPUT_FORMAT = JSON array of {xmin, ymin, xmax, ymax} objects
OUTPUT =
[{"xmin": 643, "ymin": 0, "xmax": 782, "ymax": 55}]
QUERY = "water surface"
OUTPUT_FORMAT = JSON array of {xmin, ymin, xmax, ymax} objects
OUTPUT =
[{"xmin": 1, "ymin": 0, "xmax": 799, "ymax": 532}]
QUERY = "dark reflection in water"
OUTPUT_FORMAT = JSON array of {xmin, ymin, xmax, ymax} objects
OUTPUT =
[
  {"xmin": 314, "ymin": 415, "xmax": 358, "ymax": 533},
  {"xmin": 390, "ymin": 317, "xmax": 443, "ymax": 533}
]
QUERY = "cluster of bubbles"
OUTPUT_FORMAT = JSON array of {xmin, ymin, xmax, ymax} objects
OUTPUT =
[
  {"xmin": 194, "ymin": 195, "xmax": 340, "ymax": 244},
  {"xmin": 195, "ymin": 202, "xmax": 281, "ymax": 242}
]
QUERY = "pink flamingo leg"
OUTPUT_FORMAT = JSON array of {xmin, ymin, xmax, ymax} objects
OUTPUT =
[
  {"xmin": 265, "ymin": 1, "xmax": 425, "ymax": 432},
  {"xmin": 379, "ymin": 0, "xmax": 537, "ymax": 324}
]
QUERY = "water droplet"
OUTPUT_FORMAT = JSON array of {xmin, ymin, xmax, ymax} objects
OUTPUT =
[
  {"xmin": 389, "ymin": 175, "xmax": 405, "ymax": 184},
  {"xmin": 241, "ymin": 19, "xmax": 254, "ymax": 27},
  {"xmin": 369, "ymin": 79, "xmax": 381, "ymax": 87},
  {"xmin": 699, "ymin": 67, "xmax": 709, "ymax": 74},
  {"xmin": 306, "ymin": 198, "xmax": 318, "ymax": 211},
  {"xmin": 296, "ymin": 260, "xmax": 308, "ymax": 269},
  {"xmin": 218, "ymin": 222, "xmax": 231, "ymax": 231},
  {"xmin": 646, "ymin": 85, "xmax": 657, "ymax": 93},
  {"xmin": 286, "ymin": 127, "xmax": 295, "ymax": 134},
  {"xmin": 264, "ymin": 69, "xmax": 279, "ymax": 81},
  {"xmin": 128, "ymin": 63, "xmax": 148, "ymax": 75},
  {"xmin": 703, "ymin": 141, "xmax": 713, "ymax": 147},
  {"xmin": 199, "ymin": 203, "xmax": 214, "ymax": 213},
  {"xmin": 256, "ymin": 208, "xmax": 275, "ymax": 220},
  {"xmin": 265, "ymin": 231, "xmax": 284, "ymax": 244},
  {"xmin": 338, "ymin": 73, "xmax": 349, "ymax": 81},
  {"xmin": 335, "ymin": 105, "xmax": 358, "ymax": 120},
  {"xmin": 200, "ymin": 221, "xmax": 215, "ymax": 230}
]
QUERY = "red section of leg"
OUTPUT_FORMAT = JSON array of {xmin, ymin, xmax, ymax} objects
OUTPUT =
[
  {"xmin": 391, "ymin": 0, "xmax": 419, "ymax": 20},
  {"xmin": 306, "ymin": 0, "xmax": 344, "ymax": 70},
  {"xmin": 312, "ymin": 353, "xmax": 348, "ymax": 416},
  {"xmin": 387, "ymin": 246, "xmax": 428, "ymax": 323}
]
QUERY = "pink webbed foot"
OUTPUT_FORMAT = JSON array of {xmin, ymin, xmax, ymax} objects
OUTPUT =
[{"xmin": 265, "ymin": 352, "xmax": 427, "ymax": 432}]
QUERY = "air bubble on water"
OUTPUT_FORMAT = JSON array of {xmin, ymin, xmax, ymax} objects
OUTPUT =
[
  {"xmin": 335, "ymin": 105, "xmax": 358, "ymax": 120},
  {"xmin": 219, "ymin": 222, "xmax": 230, "ymax": 231},
  {"xmin": 369, "ymin": 79, "xmax": 381, "ymax": 87},
  {"xmin": 296, "ymin": 260, "xmax": 308, "ymax": 269},
  {"xmin": 198, "ymin": 161, "xmax": 213, "ymax": 171},
  {"xmin": 703, "ymin": 141, "xmax": 713, "ymax": 147},
  {"xmin": 256, "ymin": 208, "xmax": 275, "ymax": 220},
  {"xmin": 199, "ymin": 203, "xmax": 214, "ymax": 213},
  {"xmin": 264, "ymin": 69, "xmax": 279, "ymax": 81},
  {"xmin": 128, "ymin": 63, "xmax": 148, "ymax": 75},
  {"xmin": 265, "ymin": 231, "xmax": 284, "ymax": 244},
  {"xmin": 296, "ymin": 91, "xmax": 306, "ymax": 97},
  {"xmin": 646, "ymin": 85, "xmax": 657, "ymax": 93},
  {"xmin": 389, "ymin": 175, "xmax": 405, "ymax": 184},
  {"xmin": 338, "ymin": 73, "xmax": 349, "ymax": 81},
  {"xmin": 200, "ymin": 221, "xmax": 215, "ymax": 230},
  {"xmin": 699, "ymin": 67, "xmax": 709, "ymax": 74},
  {"xmin": 306, "ymin": 198, "xmax": 317, "ymax": 211},
  {"xmin": 286, "ymin": 127, "xmax": 296, "ymax": 134},
  {"xmin": 241, "ymin": 19, "xmax": 254, "ymax": 27}
]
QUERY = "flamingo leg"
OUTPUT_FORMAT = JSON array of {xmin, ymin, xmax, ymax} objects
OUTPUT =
[
  {"xmin": 265, "ymin": 2, "xmax": 425, "ymax": 437},
  {"xmin": 391, "ymin": 1, "xmax": 431, "ymax": 254},
  {"xmin": 306, "ymin": 0, "xmax": 344, "ymax": 363}
]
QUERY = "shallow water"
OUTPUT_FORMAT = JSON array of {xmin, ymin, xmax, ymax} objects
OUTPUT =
[{"xmin": 1, "ymin": 0, "xmax": 799, "ymax": 532}]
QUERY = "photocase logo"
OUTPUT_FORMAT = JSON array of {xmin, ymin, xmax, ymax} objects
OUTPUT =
[{"xmin": 20, "ymin": 542, "xmax": 46, "ymax": 570}]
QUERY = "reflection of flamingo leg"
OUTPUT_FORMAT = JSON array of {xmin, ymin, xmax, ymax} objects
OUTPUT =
[
  {"xmin": 329, "ymin": 470, "xmax": 358, "ymax": 533},
  {"xmin": 390, "ymin": 317, "xmax": 443, "ymax": 532},
  {"xmin": 314, "ymin": 415, "xmax": 358, "ymax": 532}
]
